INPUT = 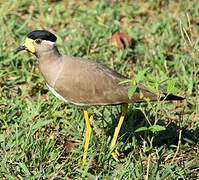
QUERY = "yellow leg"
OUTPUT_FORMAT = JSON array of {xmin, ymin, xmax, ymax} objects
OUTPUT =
[
  {"xmin": 110, "ymin": 104, "xmax": 128, "ymax": 160},
  {"xmin": 82, "ymin": 110, "xmax": 92, "ymax": 165}
]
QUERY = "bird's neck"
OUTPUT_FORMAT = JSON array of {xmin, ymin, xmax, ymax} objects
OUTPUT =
[
  {"xmin": 38, "ymin": 47, "xmax": 63, "ymax": 87},
  {"xmin": 36, "ymin": 46, "xmax": 61, "ymax": 59}
]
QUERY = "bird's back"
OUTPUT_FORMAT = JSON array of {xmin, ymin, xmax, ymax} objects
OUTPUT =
[
  {"xmin": 51, "ymin": 56, "xmax": 133, "ymax": 105},
  {"xmin": 39, "ymin": 55, "xmax": 182, "ymax": 106}
]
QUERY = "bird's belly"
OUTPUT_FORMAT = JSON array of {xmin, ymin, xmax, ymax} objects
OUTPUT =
[{"xmin": 46, "ymin": 84, "xmax": 86, "ymax": 106}]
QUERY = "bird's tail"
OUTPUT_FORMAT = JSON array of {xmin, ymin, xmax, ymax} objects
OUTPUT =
[{"xmin": 161, "ymin": 94, "xmax": 185, "ymax": 101}]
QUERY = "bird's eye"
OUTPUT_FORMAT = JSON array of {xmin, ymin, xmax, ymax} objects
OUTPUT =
[{"xmin": 35, "ymin": 39, "xmax": 42, "ymax": 44}]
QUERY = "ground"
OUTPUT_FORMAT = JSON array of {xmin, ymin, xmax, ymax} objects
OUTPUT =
[{"xmin": 0, "ymin": 0, "xmax": 199, "ymax": 179}]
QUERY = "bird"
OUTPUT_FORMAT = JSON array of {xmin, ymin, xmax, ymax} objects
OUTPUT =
[{"xmin": 16, "ymin": 30, "xmax": 184, "ymax": 164}]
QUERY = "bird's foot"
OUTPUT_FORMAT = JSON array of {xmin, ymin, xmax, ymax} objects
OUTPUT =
[{"xmin": 111, "ymin": 150, "xmax": 124, "ymax": 161}]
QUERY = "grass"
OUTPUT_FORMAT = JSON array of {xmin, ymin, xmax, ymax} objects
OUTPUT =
[{"xmin": 0, "ymin": 0, "xmax": 199, "ymax": 179}]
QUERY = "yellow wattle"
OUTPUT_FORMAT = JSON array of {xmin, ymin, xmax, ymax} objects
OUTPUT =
[{"xmin": 24, "ymin": 37, "xmax": 35, "ymax": 53}]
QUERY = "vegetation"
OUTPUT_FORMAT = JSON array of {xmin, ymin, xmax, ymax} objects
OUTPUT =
[{"xmin": 0, "ymin": 0, "xmax": 199, "ymax": 179}]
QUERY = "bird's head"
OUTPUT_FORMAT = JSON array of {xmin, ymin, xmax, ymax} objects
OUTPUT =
[{"xmin": 16, "ymin": 30, "xmax": 57, "ymax": 56}]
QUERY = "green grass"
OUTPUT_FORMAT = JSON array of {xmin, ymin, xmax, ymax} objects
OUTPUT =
[{"xmin": 0, "ymin": 0, "xmax": 199, "ymax": 179}]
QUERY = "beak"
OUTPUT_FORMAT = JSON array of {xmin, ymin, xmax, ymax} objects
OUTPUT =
[{"xmin": 15, "ymin": 45, "xmax": 26, "ymax": 54}]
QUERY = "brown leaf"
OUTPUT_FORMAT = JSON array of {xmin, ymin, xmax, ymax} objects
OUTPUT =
[{"xmin": 109, "ymin": 32, "xmax": 132, "ymax": 49}]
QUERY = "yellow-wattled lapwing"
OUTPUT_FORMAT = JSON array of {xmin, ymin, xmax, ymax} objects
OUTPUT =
[{"xmin": 16, "ymin": 30, "xmax": 184, "ymax": 164}]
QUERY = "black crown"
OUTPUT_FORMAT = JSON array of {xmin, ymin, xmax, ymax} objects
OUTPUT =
[{"xmin": 27, "ymin": 30, "xmax": 57, "ymax": 42}]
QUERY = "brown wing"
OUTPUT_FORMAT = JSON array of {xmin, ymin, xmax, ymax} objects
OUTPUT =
[{"xmin": 52, "ymin": 56, "xmax": 157, "ymax": 105}]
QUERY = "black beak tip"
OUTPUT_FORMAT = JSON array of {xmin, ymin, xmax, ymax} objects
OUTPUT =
[{"xmin": 15, "ymin": 45, "xmax": 26, "ymax": 54}]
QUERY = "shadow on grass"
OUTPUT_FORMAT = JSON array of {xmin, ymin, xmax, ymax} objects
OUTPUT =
[{"xmin": 104, "ymin": 107, "xmax": 199, "ymax": 154}]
